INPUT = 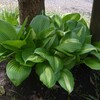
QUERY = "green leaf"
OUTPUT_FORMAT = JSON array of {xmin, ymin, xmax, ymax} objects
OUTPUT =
[
  {"xmin": 84, "ymin": 35, "xmax": 92, "ymax": 44},
  {"xmin": 36, "ymin": 63, "xmax": 56, "ymax": 88},
  {"xmin": 51, "ymin": 14, "xmax": 62, "ymax": 28},
  {"xmin": 24, "ymin": 28, "xmax": 37, "ymax": 42},
  {"xmin": 15, "ymin": 52, "xmax": 33, "ymax": 67},
  {"xmin": 0, "ymin": 45, "xmax": 6, "ymax": 53},
  {"xmin": 64, "ymin": 56, "xmax": 76, "ymax": 70},
  {"xmin": 30, "ymin": 15, "xmax": 50, "ymax": 34},
  {"xmin": 26, "ymin": 54, "xmax": 45, "ymax": 63},
  {"xmin": 72, "ymin": 22, "xmax": 87, "ymax": 44},
  {"xmin": 6, "ymin": 60, "xmax": 32, "ymax": 86},
  {"xmin": 58, "ymin": 69, "xmax": 74, "ymax": 93},
  {"xmin": 60, "ymin": 31, "xmax": 78, "ymax": 43},
  {"xmin": 79, "ymin": 44, "xmax": 97, "ymax": 55},
  {"xmin": 62, "ymin": 13, "xmax": 80, "ymax": 22},
  {"xmin": 34, "ymin": 48, "xmax": 63, "ymax": 72},
  {"xmin": 79, "ymin": 18, "xmax": 88, "ymax": 27},
  {"xmin": 43, "ymin": 34, "xmax": 59, "ymax": 50},
  {"xmin": 0, "ymin": 20, "xmax": 17, "ymax": 41},
  {"xmin": 2, "ymin": 40, "xmax": 26, "ymax": 50},
  {"xmin": 15, "ymin": 52, "xmax": 24, "ymax": 65},
  {"xmin": 40, "ymin": 27, "xmax": 55, "ymax": 39},
  {"xmin": 84, "ymin": 57, "xmax": 100, "ymax": 70},
  {"xmin": 22, "ymin": 48, "xmax": 34, "ymax": 63},
  {"xmin": 17, "ymin": 18, "xmax": 28, "ymax": 39},
  {"xmin": 34, "ymin": 48, "xmax": 51, "ymax": 60},
  {"xmin": 49, "ymin": 56, "xmax": 63, "ymax": 73},
  {"xmin": 56, "ymin": 39, "xmax": 82, "ymax": 53},
  {"xmin": 91, "ymin": 51, "xmax": 100, "ymax": 60},
  {"xmin": 66, "ymin": 20, "xmax": 77, "ymax": 31},
  {"xmin": 93, "ymin": 42, "xmax": 100, "ymax": 52}
]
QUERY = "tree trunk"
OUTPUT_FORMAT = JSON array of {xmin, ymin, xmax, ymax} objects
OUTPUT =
[
  {"xmin": 90, "ymin": 0, "xmax": 100, "ymax": 42},
  {"xmin": 18, "ymin": 0, "xmax": 45, "ymax": 25}
]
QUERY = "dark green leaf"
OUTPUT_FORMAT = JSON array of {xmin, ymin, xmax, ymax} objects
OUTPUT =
[{"xmin": 64, "ymin": 56, "xmax": 76, "ymax": 70}]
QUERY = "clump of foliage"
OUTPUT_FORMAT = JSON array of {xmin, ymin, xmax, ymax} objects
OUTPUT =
[
  {"xmin": 0, "ymin": 9, "xmax": 19, "ymax": 26},
  {"xmin": 0, "ymin": 13, "xmax": 100, "ymax": 94}
]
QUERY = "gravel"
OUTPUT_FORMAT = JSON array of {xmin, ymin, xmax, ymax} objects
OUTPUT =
[{"xmin": 0, "ymin": 0, "xmax": 93, "ymax": 18}]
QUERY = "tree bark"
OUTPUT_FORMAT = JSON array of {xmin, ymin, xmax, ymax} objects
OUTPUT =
[
  {"xmin": 90, "ymin": 0, "xmax": 100, "ymax": 42},
  {"xmin": 18, "ymin": 0, "xmax": 45, "ymax": 25}
]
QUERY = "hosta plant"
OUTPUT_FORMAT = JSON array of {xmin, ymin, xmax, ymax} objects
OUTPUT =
[{"xmin": 0, "ymin": 13, "xmax": 100, "ymax": 94}]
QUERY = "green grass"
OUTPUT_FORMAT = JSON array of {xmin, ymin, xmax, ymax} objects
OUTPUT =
[{"xmin": 0, "ymin": 8, "xmax": 19, "ymax": 26}]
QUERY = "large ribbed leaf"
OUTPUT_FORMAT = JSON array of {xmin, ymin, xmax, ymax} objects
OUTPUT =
[
  {"xmin": 30, "ymin": 15, "xmax": 50, "ymax": 35},
  {"xmin": 36, "ymin": 63, "xmax": 56, "ymax": 88},
  {"xmin": 6, "ymin": 60, "xmax": 32, "ymax": 86},
  {"xmin": 62, "ymin": 13, "xmax": 80, "ymax": 22},
  {"xmin": 58, "ymin": 69, "xmax": 74, "ymax": 93},
  {"xmin": 0, "ymin": 20, "xmax": 17, "ymax": 42},
  {"xmin": 84, "ymin": 57, "xmax": 100, "ymax": 70}
]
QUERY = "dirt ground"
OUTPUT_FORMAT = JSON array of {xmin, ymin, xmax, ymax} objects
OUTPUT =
[{"xmin": 0, "ymin": 0, "xmax": 93, "ymax": 19}]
